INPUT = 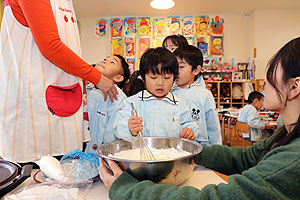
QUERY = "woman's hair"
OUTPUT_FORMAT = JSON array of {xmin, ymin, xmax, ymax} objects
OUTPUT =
[
  {"xmin": 173, "ymin": 45, "xmax": 203, "ymax": 81},
  {"xmin": 127, "ymin": 47, "xmax": 179, "ymax": 96},
  {"xmin": 162, "ymin": 35, "xmax": 189, "ymax": 48},
  {"xmin": 264, "ymin": 37, "xmax": 300, "ymax": 152},
  {"xmin": 114, "ymin": 54, "xmax": 130, "ymax": 89}
]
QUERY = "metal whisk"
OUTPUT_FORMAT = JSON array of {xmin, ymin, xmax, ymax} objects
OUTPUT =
[{"xmin": 130, "ymin": 102, "xmax": 155, "ymax": 160}]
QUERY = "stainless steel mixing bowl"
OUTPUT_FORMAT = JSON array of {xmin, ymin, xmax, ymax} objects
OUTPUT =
[{"xmin": 97, "ymin": 137, "xmax": 203, "ymax": 186}]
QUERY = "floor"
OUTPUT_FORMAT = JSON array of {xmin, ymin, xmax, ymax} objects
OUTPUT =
[{"xmin": 213, "ymin": 124, "xmax": 252, "ymax": 182}]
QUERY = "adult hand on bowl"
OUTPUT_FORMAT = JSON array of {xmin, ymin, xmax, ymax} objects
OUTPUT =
[{"xmin": 99, "ymin": 158, "xmax": 127, "ymax": 190}]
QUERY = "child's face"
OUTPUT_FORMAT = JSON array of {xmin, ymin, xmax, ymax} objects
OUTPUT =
[
  {"xmin": 254, "ymin": 97, "xmax": 264, "ymax": 111},
  {"xmin": 144, "ymin": 69, "xmax": 174, "ymax": 100},
  {"xmin": 175, "ymin": 58, "xmax": 198, "ymax": 88},
  {"xmin": 95, "ymin": 56, "xmax": 123, "ymax": 83},
  {"xmin": 164, "ymin": 40, "xmax": 178, "ymax": 53}
]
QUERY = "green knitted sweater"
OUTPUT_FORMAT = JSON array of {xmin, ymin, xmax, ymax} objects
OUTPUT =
[{"xmin": 109, "ymin": 132, "xmax": 300, "ymax": 200}]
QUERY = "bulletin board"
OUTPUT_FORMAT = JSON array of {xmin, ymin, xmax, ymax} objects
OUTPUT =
[{"xmin": 95, "ymin": 15, "xmax": 224, "ymax": 73}]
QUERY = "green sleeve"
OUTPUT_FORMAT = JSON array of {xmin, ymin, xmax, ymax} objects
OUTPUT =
[
  {"xmin": 194, "ymin": 131, "xmax": 275, "ymax": 175},
  {"xmin": 109, "ymin": 137, "xmax": 300, "ymax": 200}
]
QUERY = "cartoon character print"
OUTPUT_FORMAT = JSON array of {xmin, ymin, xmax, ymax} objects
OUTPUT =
[{"xmin": 191, "ymin": 108, "xmax": 200, "ymax": 121}]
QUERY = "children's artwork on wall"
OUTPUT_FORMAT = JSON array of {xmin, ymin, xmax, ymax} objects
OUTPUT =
[
  {"xmin": 95, "ymin": 18, "xmax": 108, "ymax": 38},
  {"xmin": 152, "ymin": 37, "xmax": 164, "ymax": 48},
  {"xmin": 152, "ymin": 17, "xmax": 167, "ymax": 37},
  {"xmin": 139, "ymin": 37, "xmax": 150, "ymax": 57},
  {"xmin": 126, "ymin": 58, "xmax": 136, "ymax": 73},
  {"xmin": 106, "ymin": 15, "xmax": 225, "ymax": 73},
  {"xmin": 211, "ymin": 35, "xmax": 224, "ymax": 56},
  {"xmin": 196, "ymin": 36, "xmax": 209, "ymax": 56},
  {"xmin": 111, "ymin": 38, "xmax": 123, "ymax": 55},
  {"xmin": 124, "ymin": 17, "xmax": 137, "ymax": 37},
  {"xmin": 110, "ymin": 18, "xmax": 123, "ymax": 37},
  {"xmin": 186, "ymin": 36, "xmax": 195, "ymax": 46},
  {"xmin": 124, "ymin": 38, "xmax": 136, "ymax": 57},
  {"xmin": 167, "ymin": 16, "xmax": 181, "ymax": 35},
  {"xmin": 211, "ymin": 15, "xmax": 224, "ymax": 35},
  {"xmin": 210, "ymin": 56, "xmax": 224, "ymax": 70},
  {"xmin": 203, "ymin": 57, "xmax": 210, "ymax": 69},
  {"xmin": 181, "ymin": 16, "xmax": 194, "ymax": 37},
  {"xmin": 138, "ymin": 17, "xmax": 151, "ymax": 37},
  {"xmin": 195, "ymin": 16, "xmax": 210, "ymax": 36},
  {"xmin": 137, "ymin": 58, "xmax": 141, "ymax": 70}
]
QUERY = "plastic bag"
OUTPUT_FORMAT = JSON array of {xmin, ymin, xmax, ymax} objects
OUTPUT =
[
  {"xmin": 60, "ymin": 149, "xmax": 99, "ymax": 181},
  {"xmin": 4, "ymin": 181, "xmax": 90, "ymax": 200}
]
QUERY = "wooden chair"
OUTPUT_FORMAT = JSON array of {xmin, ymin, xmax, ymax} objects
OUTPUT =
[
  {"xmin": 219, "ymin": 114, "xmax": 236, "ymax": 145},
  {"xmin": 235, "ymin": 121, "xmax": 252, "ymax": 145}
]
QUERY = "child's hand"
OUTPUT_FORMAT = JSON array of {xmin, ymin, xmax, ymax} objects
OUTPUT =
[
  {"xmin": 180, "ymin": 127, "xmax": 195, "ymax": 140},
  {"xmin": 265, "ymin": 122, "xmax": 276, "ymax": 129},
  {"xmin": 128, "ymin": 116, "xmax": 143, "ymax": 136}
]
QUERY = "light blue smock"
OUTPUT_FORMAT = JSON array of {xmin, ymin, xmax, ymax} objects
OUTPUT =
[
  {"xmin": 172, "ymin": 82, "xmax": 222, "ymax": 145},
  {"xmin": 197, "ymin": 75, "xmax": 206, "ymax": 88},
  {"xmin": 85, "ymin": 84, "xmax": 127, "ymax": 156},
  {"xmin": 237, "ymin": 104, "xmax": 265, "ymax": 141},
  {"xmin": 115, "ymin": 90, "xmax": 200, "ymax": 142}
]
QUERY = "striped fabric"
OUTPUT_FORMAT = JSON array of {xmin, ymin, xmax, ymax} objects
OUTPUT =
[{"xmin": 0, "ymin": 0, "xmax": 85, "ymax": 162}]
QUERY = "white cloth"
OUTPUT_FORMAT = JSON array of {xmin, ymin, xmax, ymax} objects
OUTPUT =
[
  {"xmin": 172, "ymin": 82, "xmax": 222, "ymax": 145},
  {"xmin": 244, "ymin": 83, "xmax": 254, "ymax": 100},
  {"xmin": 0, "ymin": 0, "xmax": 84, "ymax": 162},
  {"xmin": 115, "ymin": 90, "xmax": 200, "ymax": 142}
]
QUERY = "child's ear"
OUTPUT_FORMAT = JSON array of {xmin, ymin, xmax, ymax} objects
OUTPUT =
[
  {"xmin": 288, "ymin": 77, "xmax": 300, "ymax": 100},
  {"xmin": 192, "ymin": 65, "xmax": 202, "ymax": 76},
  {"xmin": 113, "ymin": 75, "xmax": 124, "ymax": 83},
  {"xmin": 252, "ymin": 98, "xmax": 258, "ymax": 105}
]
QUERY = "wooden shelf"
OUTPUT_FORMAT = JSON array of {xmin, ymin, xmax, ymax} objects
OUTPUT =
[{"xmin": 206, "ymin": 80, "xmax": 261, "ymax": 108}]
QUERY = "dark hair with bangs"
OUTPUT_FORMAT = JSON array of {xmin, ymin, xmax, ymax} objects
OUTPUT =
[
  {"xmin": 162, "ymin": 35, "xmax": 189, "ymax": 48},
  {"xmin": 264, "ymin": 37, "xmax": 300, "ymax": 153},
  {"xmin": 127, "ymin": 47, "xmax": 179, "ymax": 96},
  {"xmin": 173, "ymin": 45, "xmax": 203, "ymax": 81},
  {"xmin": 114, "ymin": 54, "xmax": 130, "ymax": 89}
]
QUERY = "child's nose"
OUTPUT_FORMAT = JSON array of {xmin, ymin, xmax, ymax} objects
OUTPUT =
[{"xmin": 157, "ymin": 77, "xmax": 164, "ymax": 85}]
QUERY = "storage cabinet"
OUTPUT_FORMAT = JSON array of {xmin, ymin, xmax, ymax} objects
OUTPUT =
[{"xmin": 206, "ymin": 80, "xmax": 259, "ymax": 108}]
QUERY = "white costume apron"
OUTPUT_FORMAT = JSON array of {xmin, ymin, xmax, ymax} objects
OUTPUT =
[{"xmin": 0, "ymin": 0, "xmax": 85, "ymax": 162}]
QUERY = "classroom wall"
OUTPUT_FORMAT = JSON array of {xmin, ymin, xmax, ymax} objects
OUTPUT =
[
  {"xmin": 252, "ymin": 9, "xmax": 300, "ymax": 79},
  {"xmin": 79, "ymin": 9, "xmax": 300, "ymax": 79}
]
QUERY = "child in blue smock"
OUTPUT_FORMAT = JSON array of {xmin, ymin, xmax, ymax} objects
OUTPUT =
[
  {"xmin": 115, "ymin": 47, "xmax": 199, "ymax": 142},
  {"xmin": 162, "ymin": 35, "xmax": 205, "ymax": 87},
  {"xmin": 85, "ymin": 55, "xmax": 130, "ymax": 156},
  {"xmin": 171, "ymin": 45, "xmax": 221, "ymax": 145},
  {"xmin": 238, "ymin": 91, "xmax": 276, "ymax": 142}
]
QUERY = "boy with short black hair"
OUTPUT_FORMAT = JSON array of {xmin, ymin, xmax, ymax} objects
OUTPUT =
[
  {"xmin": 238, "ymin": 91, "xmax": 275, "ymax": 142},
  {"xmin": 85, "ymin": 54, "xmax": 130, "ymax": 156},
  {"xmin": 172, "ymin": 45, "xmax": 222, "ymax": 145}
]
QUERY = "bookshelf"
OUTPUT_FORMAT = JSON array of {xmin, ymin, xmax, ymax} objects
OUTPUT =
[{"xmin": 206, "ymin": 80, "xmax": 261, "ymax": 109}]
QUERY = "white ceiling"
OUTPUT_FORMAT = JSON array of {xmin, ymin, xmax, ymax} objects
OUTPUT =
[{"xmin": 73, "ymin": 0, "xmax": 300, "ymax": 18}]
